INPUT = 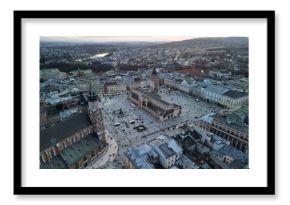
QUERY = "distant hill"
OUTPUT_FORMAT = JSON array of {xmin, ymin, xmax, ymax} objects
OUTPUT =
[
  {"xmin": 151, "ymin": 37, "xmax": 248, "ymax": 50},
  {"xmin": 40, "ymin": 40, "xmax": 164, "ymax": 48}
]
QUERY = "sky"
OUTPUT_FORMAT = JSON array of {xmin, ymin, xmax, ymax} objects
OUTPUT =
[{"xmin": 40, "ymin": 36, "xmax": 196, "ymax": 42}]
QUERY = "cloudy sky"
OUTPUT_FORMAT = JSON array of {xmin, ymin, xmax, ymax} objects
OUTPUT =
[{"xmin": 40, "ymin": 36, "xmax": 196, "ymax": 42}]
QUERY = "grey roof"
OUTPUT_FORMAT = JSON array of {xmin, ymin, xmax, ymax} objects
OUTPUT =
[
  {"xmin": 40, "ymin": 112, "xmax": 92, "ymax": 151},
  {"xmin": 126, "ymin": 144, "xmax": 157, "ymax": 169},
  {"xmin": 219, "ymin": 144, "xmax": 248, "ymax": 162},
  {"xmin": 167, "ymin": 139, "xmax": 183, "ymax": 155},
  {"xmin": 40, "ymin": 156, "xmax": 67, "ymax": 169},
  {"xmin": 214, "ymin": 114, "xmax": 248, "ymax": 134},
  {"xmin": 201, "ymin": 114, "xmax": 215, "ymax": 124},
  {"xmin": 210, "ymin": 148, "xmax": 248, "ymax": 169},
  {"xmin": 60, "ymin": 134, "xmax": 101, "ymax": 167},
  {"xmin": 228, "ymin": 159, "xmax": 248, "ymax": 169},
  {"xmin": 204, "ymin": 84, "xmax": 229, "ymax": 95},
  {"xmin": 105, "ymin": 81, "xmax": 117, "ymax": 86},
  {"xmin": 180, "ymin": 80, "xmax": 194, "ymax": 88},
  {"xmin": 176, "ymin": 155, "xmax": 199, "ymax": 169},
  {"xmin": 210, "ymin": 133, "xmax": 230, "ymax": 145},
  {"xmin": 234, "ymin": 105, "xmax": 248, "ymax": 118},
  {"xmin": 159, "ymin": 143, "xmax": 176, "ymax": 159},
  {"xmin": 135, "ymin": 88, "xmax": 170, "ymax": 106},
  {"xmin": 223, "ymin": 90, "xmax": 247, "ymax": 99},
  {"xmin": 209, "ymin": 150, "xmax": 230, "ymax": 169}
]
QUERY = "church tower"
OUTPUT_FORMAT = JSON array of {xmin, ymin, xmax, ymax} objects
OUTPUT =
[
  {"xmin": 150, "ymin": 68, "xmax": 159, "ymax": 94},
  {"xmin": 88, "ymin": 83, "xmax": 105, "ymax": 141}
]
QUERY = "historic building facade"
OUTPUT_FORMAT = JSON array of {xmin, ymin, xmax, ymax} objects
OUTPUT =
[
  {"xmin": 150, "ymin": 68, "xmax": 160, "ymax": 94},
  {"xmin": 194, "ymin": 114, "xmax": 248, "ymax": 153},
  {"xmin": 104, "ymin": 81, "xmax": 127, "ymax": 96},
  {"xmin": 128, "ymin": 88, "xmax": 181, "ymax": 122},
  {"xmin": 40, "ymin": 94, "xmax": 107, "ymax": 169}
]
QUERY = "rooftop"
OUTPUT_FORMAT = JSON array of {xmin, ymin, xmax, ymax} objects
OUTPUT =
[
  {"xmin": 201, "ymin": 114, "xmax": 215, "ymax": 124},
  {"xmin": 210, "ymin": 148, "xmax": 248, "ymax": 169},
  {"xmin": 159, "ymin": 143, "xmax": 176, "ymax": 159},
  {"xmin": 214, "ymin": 114, "xmax": 248, "ymax": 134},
  {"xmin": 105, "ymin": 81, "xmax": 117, "ymax": 86},
  {"xmin": 40, "ymin": 156, "xmax": 67, "ymax": 169},
  {"xmin": 219, "ymin": 144, "xmax": 248, "ymax": 163},
  {"xmin": 223, "ymin": 90, "xmax": 247, "ymax": 99},
  {"xmin": 40, "ymin": 112, "xmax": 92, "ymax": 151},
  {"xmin": 126, "ymin": 144, "xmax": 157, "ymax": 169},
  {"xmin": 60, "ymin": 134, "xmax": 101, "ymax": 167},
  {"xmin": 176, "ymin": 154, "xmax": 199, "ymax": 169},
  {"xmin": 167, "ymin": 139, "xmax": 183, "ymax": 154},
  {"xmin": 134, "ymin": 88, "xmax": 171, "ymax": 106},
  {"xmin": 204, "ymin": 84, "xmax": 229, "ymax": 95}
]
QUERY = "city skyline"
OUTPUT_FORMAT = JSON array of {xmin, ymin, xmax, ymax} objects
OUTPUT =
[{"xmin": 41, "ymin": 36, "xmax": 206, "ymax": 43}]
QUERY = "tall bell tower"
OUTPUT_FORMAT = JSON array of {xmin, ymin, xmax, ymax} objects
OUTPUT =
[
  {"xmin": 150, "ymin": 68, "xmax": 159, "ymax": 94},
  {"xmin": 88, "ymin": 83, "xmax": 105, "ymax": 141}
]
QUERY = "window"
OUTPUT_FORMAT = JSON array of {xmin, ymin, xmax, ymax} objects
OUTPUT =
[{"xmin": 50, "ymin": 149, "xmax": 54, "ymax": 157}]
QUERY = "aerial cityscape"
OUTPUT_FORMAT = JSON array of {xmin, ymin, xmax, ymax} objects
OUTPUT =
[{"xmin": 40, "ymin": 36, "xmax": 249, "ymax": 169}]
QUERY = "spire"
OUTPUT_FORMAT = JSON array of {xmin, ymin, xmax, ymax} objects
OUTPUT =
[
  {"xmin": 88, "ymin": 81, "xmax": 97, "ymax": 102},
  {"xmin": 152, "ymin": 68, "xmax": 157, "ymax": 75}
]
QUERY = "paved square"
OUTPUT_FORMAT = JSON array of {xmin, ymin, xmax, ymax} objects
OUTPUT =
[{"xmin": 99, "ymin": 87, "xmax": 223, "ymax": 168}]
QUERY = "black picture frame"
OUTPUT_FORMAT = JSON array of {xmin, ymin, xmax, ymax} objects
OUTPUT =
[{"xmin": 14, "ymin": 10, "xmax": 275, "ymax": 195}]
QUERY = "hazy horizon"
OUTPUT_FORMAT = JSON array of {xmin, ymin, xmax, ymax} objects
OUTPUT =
[{"xmin": 40, "ymin": 36, "xmax": 200, "ymax": 43}]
